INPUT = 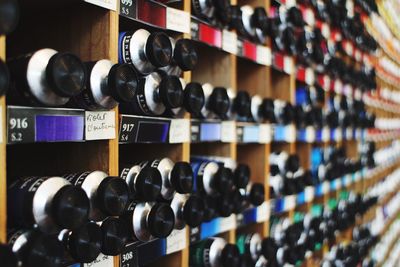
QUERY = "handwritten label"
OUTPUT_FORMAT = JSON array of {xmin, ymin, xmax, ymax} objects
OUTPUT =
[
  {"xmin": 169, "ymin": 119, "xmax": 190, "ymax": 143},
  {"xmin": 257, "ymin": 201, "xmax": 270, "ymax": 222},
  {"xmin": 84, "ymin": 254, "xmax": 114, "ymax": 267},
  {"xmin": 221, "ymin": 121, "xmax": 236, "ymax": 142},
  {"xmin": 85, "ymin": 111, "xmax": 116, "ymax": 140},
  {"xmin": 220, "ymin": 215, "xmax": 236, "ymax": 233},
  {"xmin": 222, "ymin": 30, "xmax": 238, "ymax": 55},
  {"xmin": 256, "ymin": 45, "xmax": 270, "ymax": 66},
  {"xmin": 283, "ymin": 56, "xmax": 294, "ymax": 74},
  {"xmin": 166, "ymin": 228, "xmax": 187, "ymax": 254},
  {"xmin": 166, "ymin": 7, "xmax": 190, "ymax": 33},
  {"xmin": 259, "ymin": 123, "xmax": 272, "ymax": 143},
  {"xmin": 85, "ymin": 0, "xmax": 117, "ymax": 10}
]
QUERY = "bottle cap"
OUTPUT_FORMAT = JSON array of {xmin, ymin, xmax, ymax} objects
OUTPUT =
[
  {"xmin": 174, "ymin": 39, "xmax": 198, "ymax": 71},
  {"xmin": 97, "ymin": 176, "xmax": 130, "ymax": 216},
  {"xmin": 214, "ymin": 167, "xmax": 234, "ymax": 194},
  {"xmin": 0, "ymin": 59, "xmax": 9, "ymax": 96},
  {"xmin": 0, "ymin": 0, "xmax": 19, "ymax": 35},
  {"xmin": 233, "ymin": 91, "xmax": 251, "ymax": 117},
  {"xmin": 183, "ymin": 82, "xmax": 205, "ymax": 116},
  {"xmin": 182, "ymin": 195, "xmax": 205, "ymax": 227},
  {"xmin": 107, "ymin": 63, "xmax": 138, "ymax": 103},
  {"xmin": 216, "ymin": 194, "xmax": 235, "ymax": 217},
  {"xmin": 286, "ymin": 155, "xmax": 300, "ymax": 172},
  {"xmin": 213, "ymin": 0, "xmax": 232, "ymax": 26},
  {"xmin": 147, "ymin": 203, "xmax": 175, "ymax": 238},
  {"xmin": 259, "ymin": 98, "xmax": 275, "ymax": 122},
  {"xmin": 251, "ymin": 7, "xmax": 269, "ymax": 33},
  {"xmin": 286, "ymin": 7, "xmax": 304, "ymax": 27},
  {"xmin": 134, "ymin": 166, "xmax": 162, "ymax": 201},
  {"xmin": 146, "ymin": 32, "xmax": 172, "ymax": 67},
  {"xmin": 234, "ymin": 164, "xmax": 250, "ymax": 189},
  {"xmin": 100, "ymin": 217, "xmax": 129, "ymax": 256},
  {"xmin": 68, "ymin": 222, "xmax": 102, "ymax": 263},
  {"xmin": 27, "ymin": 232, "xmax": 65, "ymax": 267},
  {"xmin": 159, "ymin": 75, "xmax": 184, "ymax": 109},
  {"xmin": 208, "ymin": 87, "xmax": 230, "ymax": 118},
  {"xmin": 170, "ymin": 161, "xmax": 194, "ymax": 194},
  {"xmin": 46, "ymin": 52, "xmax": 86, "ymax": 97},
  {"xmin": 221, "ymin": 244, "xmax": 240, "ymax": 267}
]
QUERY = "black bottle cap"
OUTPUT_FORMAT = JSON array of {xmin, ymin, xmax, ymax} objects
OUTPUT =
[
  {"xmin": 0, "ymin": 59, "xmax": 9, "ymax": 96},
  {"xmin": 27, "ymin": 233, "xmax": 65, "ymax": 267},
  {"xmin": 147, "ymin": 203, "xmax": 175, "ymax": 238},
  {"xmin": 159, "ymin": 75, "xmax": 184, "ymax": 109},
  {"xmin": 268, "ymin": 17, "xmax": 280, "ymax": 38},
  {"xmin": 170, "ymin": 161, "xmax": 194, "ymax": 194},
  {"xmin": 281, "ymin": 102, "xmax": 294, "ymax": 124},
  {"xmin": 174, "ymin": 39, "xmax": 198, "ymax": 71},
  {"xmin": 261, "ymin": 237, "xmax": 277, "ymax": 261},
  {"xmin": 212, "ymin": 0, "xmax": 232, "ymax": 26},
  {"xmin": 221, "ymin": 244, "xmax": 240, "ymax": 267},
  {"xmin": 233, "ymin": 91, "xmax": 251, "ymax": 117},
  {"xmin": 286, "ymin": 155, "xmax": 300, "ymax": 172},
  {"xmin": 229, "ymin": 5, "xmax": 246, "ymax": 35},
  {"xmin": 46, "ymin": 52, "xmax": 86, "ymax": 97},
  {"xmin": 214, "ymin": 167, "xmax": 234, "ymax": 194},
  {"xmin": 107, "ymin": 63, "xmax": 138, "ymax": 103},
  {"xmin": 182, "ymin": 195, "xmax": 205, "ymax": 227},
  {"xmin": 282, "ymin": 26, "xmax": 297, "ymax": 55},
  {"xmin": 216, "ymin": 193, "xmax": 235, "ymax": 217},
  {"xmin": 134, "ymin": 166, "xmax": 162, "ymax": 201},
  {"xmin": 0, "ymin": 244, "xmax": 17, "ymax": 267},
  {"xmin": 0, "ymin": 0, "xmax": 19, "ymax": 35},
  {"xmin": 249, "ymin": 183, "xmax": 265, "ymax": 206},
  {"xmin": 52, "ymin": 185, "xmax": 90, "ymax": 230},
  {"xmin": 100, "ymin": 217, "xmax": 129, "ymax": 256},
  {"xmin": 97, "ymin": 176, "xmax": 130, "ymax": 216},
  {"xmin": 231, "ymin": 189, "xmax": 245, "ymax": 214},
  {"xmin": 68, "ymin": 222, "xmax": 102, "ymax": 263},
  {"xmin": 287, "ymin": 7, "xmax": 304, "ymax": 27},
  {"xmin": 203, "ymin": 195, "xmax": 217, "ymax": 222},
  {"xmin": 208, "ymin": 87, "xmax": 230, "ymax": 118},
  {"xmin": 145, "ymin": 32, "xmax": 172, "ymax": 67},
  {"xmin": 251, "ymin": 7, "xmax": 269, "ymax": 33},
  {"xmin": 259, "ymin": 98, "xmax": 275, "ymax": 122},
  {"xmin": 183, "ymin": 82, "xmax": 205, "ymax": 116},
  {"xmin": 234, "ymin": 164, "xmax": 250, "ymax": 189}
]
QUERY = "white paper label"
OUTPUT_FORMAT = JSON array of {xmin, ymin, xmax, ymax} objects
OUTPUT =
[
  {"xmin": 305, "ymin": 186, "xmax": 315, "ymax": 202},
  {"xmin": 283, "ymin": 56, "xmax": 293, "ymax": 74},
  {"xmin": 344, "ymin": 84, "xmax": 352, "ymax": 96},
  {"xmin": 321, "ymin": 23, "xmax": 330, "ymax": 39},
  {"xmin": 85, "ymin": 111, "xmax": 116, "ymax": 140},
  {"xmin": 305, "ymin": 126, "xmax": 316, "ymax": 143},
  {"xmin": 285, "ymin": 124, "xmax": 296, "ymax": 143},
  {"xmin": 322, "ymin": 127, "xmax": 330, "ymax": 142},
  {"xmin": 345, "ymin": 174, "xmax": 352, "ymax": 186},
  {"xmin": 335, "ymin": 178, "xmax": 342, "ymax": 189},
  {"xmin": 257, "ymin": 201, "xmax": 270, "ymax": 222},
  {"xmin": 285, "ymin": 195, "xmax": 296, "ymax": 211},
  {"xmin": 346, "ymin": 128, "xmax": 353, "ymax": 140},
  {"xmin": 84, "ymin": 254, "xmax": 114, "ymax": 267},
  {"xmin": 256, "ymin": 45, "xmax": 270, "ymax": 65},
  {"xmin": 221, "ymin": 121, "xmax": 236, "ymax": 142},
  {"xmin": 335, "ymin": 128, "xmax": 342, "ymax": 142},
  {"xmin": 259, "ymin": 124, "xmax": 272, "ymax": 144},
  {"xmin": 334, "ymin": 80, "xmax": 343, "ymax": 94},
  {"xmin": 305, "ymin": 68, "xmax": 315, "ymax": 85},
  {"xmin": 222, "ymin": 30, "xmax": 238, "ymax": 55},
  {"xmin": 285, "ymin": 0, "xmax": 296, "ymax": 7},
  {"xmin": 304, "ymin": 8, "xmax": 315, "ymax": 26},
  {"xmin": 355, "ymin": 89, "xmax": 362, "ymax": 100},
  {"xmin": 322, "ymin": 181, "xmax": 330, "ymax": 194},
  {"xmin": 166, "ymin": 7, "xmax": 190, "ymax": 33},
  {"xmin": 322, "ymin": 75, "xmax": 331, "ymax": 90},
  {"xmin": 166, "ymin": 228, "xmax": 187, "ymax": 254},
  {"xmin": 169, "ymin": 119, "xmax": 190, "ymax": 143},
  {"xmin": 220, "ymin": 214, "xmax": 236, "ymax": 233},
  {"xmin": 85, "ymin": 0, "xmax": 117, "ymax": 10}
]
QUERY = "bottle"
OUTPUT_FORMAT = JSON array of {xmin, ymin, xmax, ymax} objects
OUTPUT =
[
  {"xmin": 236, "ymin": 233, "xmax": 262, "ymax": 262},
  {"xmin": 160, "ymin": 38, "xmax": 198, "ymax": 76},
  {"xmin": 8, "ymin": 176, "xmax": 89, "ymax": 233},
  {"xmin": 58, "ymin": 222, "xmax": 102, "ymax": 263},
  {"xmin": 250, "ymin": 96, "xmax": 275, "ymax": 123},
  {"xmin": 171, "ymin": 193, "xmax": 205, "ymax": 229},
  {"xmin": 273, "ymin": 100, "xmax": 294, "ymax": 125},
  {"xmin": 270, "ymin": 151, "xmax": 300, "ymax": 174},
  {"xmin": 191, "ymin": 0, "xmax": 215, "ymax": 21},
  {"xmin": 121, "ymin": 202, "xmax": 175, "ymax": 242},
  {"xmin": 119, "ymin": 72, "xmax": 184, "ymax": 116},
  {"xmin": 0, "ymin": 244, "xmax": 18, "ymax": 267},
  {"xmin": 0, "ymin": 0, "xmax": 19, "ymax": 35},
  {"xmin": 199, "ymin": 84, "xmax": 230, "ymax": 119},
  {"xmin": 119, "ymin": 29, "xmax": 172, "ymax": 75},
  {"xmin": 0, "ymin": 59, "xmax": 9, "ymax": 96},
  {"xmin": 239, "ymin": 182, "xmax": 265, "ymax": 207},
  {"xmin": 63, "ymin": 171, "xmax": 130, "ymax": 221},
  {"xmin": 7, "ymin": 48, "xmax": 86, "ymax": 106},
  {"xmin": 120, "ymin": 163, "xmax": 162, "ymax": 201},
  {"xmin": 99, "ymin": 217, "xmax": 130, "ymax": 256},
  {"xmin": 142, "ymin": 158, "xmax": 194, "ymax": 200},
  {"xmin": 71, "ymin": 60, "xmax": 138, "ymax": 110},
  {"xmin": 8, "ymin": 229, "xmax": 65, "ymax": 267},
  {"xmin": 240, "ymin": 6, "xmax": 269, "ymax": 43},
  {"xmin": 190, "ymin": 237, "xmax": 240, "ymax": 267}
]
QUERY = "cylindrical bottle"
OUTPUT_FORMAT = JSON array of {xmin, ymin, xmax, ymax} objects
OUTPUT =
[
  {"xmin": 119, "ymin": 72, "xmax": 184, "ymax": 116},
  {"xmin": 0, "ymin": 0, "xmax": 19, "ymax": 35},
  {"xmin": 99, "ymin": 216, "xmax": 130, "ymax": 256},
  {"xmin": 160, "ymin": 38, "xmax": 198, "ymax": 76},
  {"xmin": 0, "ymin": 59, "xmax": 9, "ymax": 96},
  {"xmin": 120, "ymin": 164, "xmax": 162, "ymax": 201},
  {"xmin": 119, "ymin": 29, "xmax": 172, "ymax": 75},
  {"xmin": 58, "ymin": 222, "xmax": 102, "ymax": 263},
  {"xmin": 199, "ymin": 83, "xmax": 230, "ymax": 119},
  {"xmin": 250, "ymin": 96, "xmax": 275, "ymax": 123},
  {"xmin": 63, "ymin": 171, "xmax": 130, "ymax": 221},
  {"xmin": 71, "ymin": 60, "xmax": 138, "ymax": 110},
  {"xmin": 121, "ymin": 202, "xmax": 175, "ymax": 242},
  {"xmin": 8, "ymin": 229, "xmax": 65, "ymax": 267},
  {"xmin": 171, "ymin": 193, "xmax": 205, "ymax": 229},
  {"xmin": 7, "ymin": 48, "xmax": 86, "ymax": 106},
  {"xmin": 236, "ymin": 233, "xmax": 262, "ymax": 262},
  {"xmin": 190, "ymin": 237, "xmax": 240, "ymax": 267},
  {"xmin": 8, "ymin": 176, "xmax": 90, "ymax": 233},
  {"xmin": 143, "ymin": 158, "xmax": 193, "ymax": 200},
  {"xmin": 0, "ymin": 244, "xmax": 17, "ymax": 267}
]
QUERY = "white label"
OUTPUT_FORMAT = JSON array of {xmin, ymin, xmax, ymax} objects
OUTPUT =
[
  {"xmin": 256, "ymin": 45, "xmax": 270, "ymax": 66},
  {"xmin": 285, "ymin": 195, "xmax": 296, "ymax": 210},
  {"xmin": 344, "ymin": 84, "xmax": 352, "ymax": 96},
  {"xmin": 321, "ymin": 23, "xmax": 330, "ymax": 39},
  {"xmin": 322, "ymin": 75, "xmax": 331, "ymax": 90},
  {"xmin": 166, "ymin": 7, "xmax": 190, "ymax": 33},
  {"xmin": 285, "ymin": 124, "xmax": 296, "ymax": 143},
  {"xmin": 335, "ymin": 178, "xmax": 342, "ymax": 189},
  {"xmin": 345, "ymin": 174, "xmax": 352, "ymax": 186},
  {"xmin": 169, "ymin": 119, "xmax": 190, "ymax": 143},
  {"xmin": 221, "ymin": 121, "xmax": 236, "ymax": 142},
  {"xmin": 0, "ymin": 107, "xmax": 2, "ymax": 144},
  {"xmin": 257, "ymin": 201, "xmax": 270, "ymax": 222},
  {"xmin": 259, "ymin": 123, "xmax": 272, "ymax": 144},
  {"xmin": 84, "ymin": 254, "xmax": 114, "ymax": 267},
  {"xmin": 166, "ymin": 228, "xmax": 187, "ymax": 254},
  {"xmin": 85, "ymin": 111, "xmax": 116, "ymax": 140},
  {"xmin": 285, "ymin": 0, "xmax": 296, "ymax": 7},
  {"xmin": 305, "ymin": 68, "xmax": 315, "ymax": 85},
  {"xmin": 322, "ymin": 127, "xmax": 330, "ymax": 142},
  {"xmin": 84, "ymin": 0, "xmax": 117, "ymax": 10},
  {"xmin": 283, "ymin": 56, "xmax": 293, "ymax": 74},
  {"xmin": 305, "ymin": 126, "xmax": 316, "ymax": 143},
  {"xmin": 334, "ymin": 79, "xmax": 343, "ymax": 94},
  {"xmin": 346, "ymin": 128, "xmax": 353, "ymax": 140},
  {"xmin": 335, "ymin": 128, "xmax": 342, "ymax": 142},
  {"xmin": 305, "ymin": 186, "xmax": 315, "ymax": 202},
  {"xmin": 304, "ymin": 8, "xmax": 315, "ymax": 26},
  {"xmin": 222, "ymin": 30, "xmax": 238, "ymax": 55},
  {"xmin": 322, "ymin": 181, "xmax": 330, "ymax": 194},
  {"xmin": 220, "ymin": 214, "xmax": 236, "ymax": 233}
]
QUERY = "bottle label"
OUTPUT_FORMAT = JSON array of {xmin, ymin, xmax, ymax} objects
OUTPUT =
[
  {"xmin": 135, "ymin": 78, "xmax": 154, "ymax": 115},
  {"xmin": 63, "ymin": 172, "xmax": 91, "ymax": 187},
  {"xmin": 122, "ymin": 33, "xmax": 133, "ymax": 64},
  {"xmin": 189, "ymin": 239, "xmax": 214, "ymax": 267}
]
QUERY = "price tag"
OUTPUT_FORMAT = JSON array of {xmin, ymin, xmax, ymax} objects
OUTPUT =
[
  {"xmin": 166, "ymin": 7, "xmax": 190, "ymax": 33},
  {"xmin": 322, "ymin": 127, "xmax": 330, "ymax": 142},
  {"xmin": 85, "ymin": 254, "xmax": 114, "ymax": 267},
  {"xmin": 259, "ymin": 123, "xmax": 271, "ymax": 144},
  {"xmin": 169, "ymin": 119, "xmax": 190, "ymax": 143},
  {"xmin": 220, "ymin": 215, "xmax": 236, "ymax": 233},
  {"xmin": 221, "ymin": 121, "xmax": 236, "ymax": 142},
  {"xmin": 305, "ymin": 186, "xmax": 315, "ymax": 202},
  {"xmin": 322, "ymin": 181, "xmax": 330, "ymax": 194},
  {"xmin": 285, "ymin": 124, "xmax": 296, "ymax": 143},
  {"xmin": 85, "ymin": 111, "xmax": 116, "ymax": 140},
  {"xmin": 305, "ymin": 68, "xmax": 315, "ymax": 85},
  {"xmin": 85, "ymin": 0, "xmax": 117, "ymax": 10},
  {"xmin": 119, "ymin": 243, "xmax": 138, "ymax": 267},
  {"xmin": 285, "ymin": 195, "xmax": 296, "ymax": 210},
  {"xmin": 222, "ymin": 30, "xmax": 238, "ymax": 55},
  {"xmin": 257, "ymin": 201, "xmax": 270, "ymax": 222},
  {"xmin": 166, "ymin": 228, "xmax": 187, "ymax": 254},
  {"xmin": 283, "ymin": 56, "xmax": 293, "ymax": 74},
  {"xmin": 256, "ymin": 45, "xmax": 270, "ymax": 65},
  {"xmin": 305, "ymin": 126, "xmax": 316, "ymax": 143}
]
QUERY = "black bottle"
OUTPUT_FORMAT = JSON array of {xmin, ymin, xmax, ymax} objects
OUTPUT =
[
  {"xmin": 99, "ymin": 217, "xmax": 130, "ymax": 256},
  {"xmin": 190, "ymin": 238, "xmax": 240, "ymax": 267},
  {"xmin": 71, "ymin": 61, "xmax": 138, "ymax": 110},
  {"xmin": 0, "ymin": 59, "xmax": 9, "ymax": 96},
  {"xmin": 8, "ymin": 176, "xmax": 90, "ymax": 233},
  {"xmin": 171, "ymin": 193, "xmax": 205, "ymax": 229},
  {"xmin": 0, "ymin": 244, "xmax": 17, "ymax": 267},
  {"xmin": 200, "ymin": 84, "xmax": 230, "ymax": 119},
  {"xmin": 0, "ymin": 0, "xmax": 19, "ymax": 35},
  {"xmin": 7, "ymin": 49, "xmax": 86, "ymax": 106},
  {"xmin": 119, "ymin": 29, "xmax": 172, "ymax": 75},
  {"xmin": 160, "ymin": 38, "xmax": 198, "ymax": 76}
]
